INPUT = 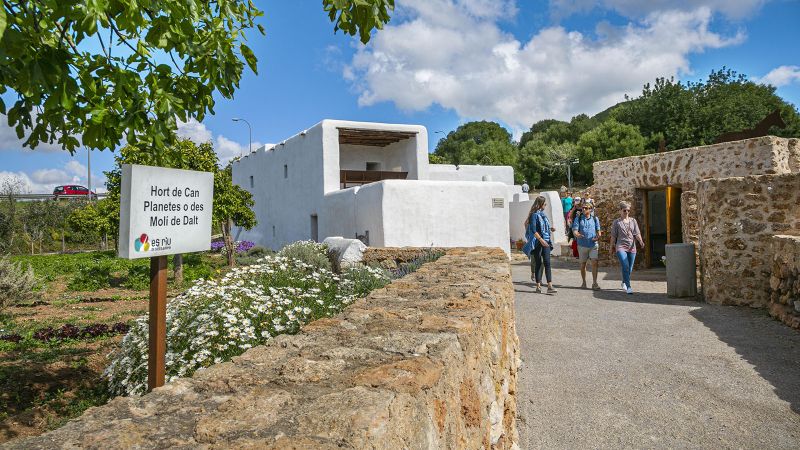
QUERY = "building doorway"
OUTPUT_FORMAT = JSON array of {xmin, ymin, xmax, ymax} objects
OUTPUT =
[
  {"xmin": 310, "ymin": 214, "xmax": 319, "ymax": 243},
  {"xmin": 643, "ymin": 187, "xmax": 682, "ymax": 267}
]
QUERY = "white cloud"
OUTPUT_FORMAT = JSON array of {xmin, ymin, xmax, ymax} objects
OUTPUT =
[
  {"xmin": 0, "ymin": 114, "xmax": 73, "ymax": 152},
  {"xmin": 0, "ymin": 160, "xmax": 104, "ymax": 194},
  {"xmin": 65, "ymin": 160, "xmax": 87, "ymax": 177},
  {"xmin": 550, "ymin": 0, "xmax": 767, "ymax": 20},
  {"xmin": 176, "ymin": 118, "xmax": 263, "ymax": 163},
  {"xmin": 345, "ymin": 1, "xmax": 743, "ymax": 133},
  {"xmin": 755, "ymin": 65, "xmax": 800, "ymax": 88},
  {"xmin": 176, "ymin": 118, "xmax": 213, "ymax": 143},
  {"xmin": 31, "ymin": 168, "xmax": 74, "ymax": 185}
]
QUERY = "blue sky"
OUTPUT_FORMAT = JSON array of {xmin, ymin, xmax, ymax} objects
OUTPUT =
[{"xmin": 1, "ymin": 0, "xmax": 798, "ymax": 193}]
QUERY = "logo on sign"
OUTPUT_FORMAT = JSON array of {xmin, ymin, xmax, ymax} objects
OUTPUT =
[{"xmin": 134, "ymin": 233, "xmax": 150, "ymax": 252}]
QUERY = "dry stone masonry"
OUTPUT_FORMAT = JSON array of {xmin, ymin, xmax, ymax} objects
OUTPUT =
[
  {"xmin": 769, "ymin": 235, "xmax": 800, "ymax": 329},
  {"xmin": 5, "ymin": 248, "xmax": 520, "ymax": 449},
  {"xmin": 592, "ymin": 136, "xmax": 799, "ymax": 269},
  {"xmin": 697, "ymin": 173, "xmax": 800, "ymax": 307},
  {"xmin": 591, "ymin": 136, "xmax": 800, "ymax": 313}
]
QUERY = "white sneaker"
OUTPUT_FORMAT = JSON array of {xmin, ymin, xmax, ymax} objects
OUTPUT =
[
  {"xmin": 621, "ymin": 282, "xmax": 626, "ymax": 291},
  {"xmin": 626, "ymin": 287, "xmax": 633, "ymax": 295}
]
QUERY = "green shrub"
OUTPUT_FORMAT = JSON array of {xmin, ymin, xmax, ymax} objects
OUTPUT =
[
  {"xmin": 123, "ymin": 265, "xmax": 151, "ymax": 290},
  {"xmin": 278, "ymin": 241, "xmax": 332, "ymax": 271},
  {"xmin": 340, "ymin": 265, "xmax": 391, "ymax": 297},
  {"xmin": 104, "ymin": 253, "xmax": 389, "ymax": 396},
  {"xmin": 0, "ymin": 256, "xmax": 38, "ymax": 309},
  {"xmin": 67, "ymin": 260, "xmax": 114, "ymax": 291},
  {"xmin": 235, "ymin": 245, "xmax": 274, "ymax": 266}
]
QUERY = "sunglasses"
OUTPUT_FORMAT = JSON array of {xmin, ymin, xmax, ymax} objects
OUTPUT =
[
  {"xmin": 622, "ymin": 209, "xmax": 630, "ymax": 212},
  {"xmin": 582, "ymin": 206, "xmax": 592, "ymax": 209}
]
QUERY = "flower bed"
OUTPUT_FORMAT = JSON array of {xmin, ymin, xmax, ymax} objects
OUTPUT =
[
  {"xmin": 0, "ymin": 322, "xmax": 130, "ymax": 343},
  {"xmin": 104, "ymin": 242, "xmax": 391, "ymax": 396},
  {"xmin": 210, "ymin": 240, "xmax": 255, "ymax": 253}
]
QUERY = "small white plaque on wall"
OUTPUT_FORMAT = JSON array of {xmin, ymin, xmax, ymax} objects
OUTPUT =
[
  {"xmin": 118, "ymin": 164, "xmax": 214, "ymax": 259},
  {"xmin": 492, "ymin": 198, "xmax": 505, "ymax": 208}
]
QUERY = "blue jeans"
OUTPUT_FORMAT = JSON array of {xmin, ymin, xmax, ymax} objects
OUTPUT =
[
  {"xmin": 532, "ymin": 244, "xmax": 552, "ymax": 284},
  {"xmin": 616, "ymin": 250, "xmax": 636, "ymax": 288}
]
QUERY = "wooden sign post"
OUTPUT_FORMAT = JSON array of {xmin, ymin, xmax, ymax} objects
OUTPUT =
[
  {"xmin": 148, "ymin": 255, "xmax": 168, "ymax": 390},
  {"xmin": 117, "ymin": 164, "xmax": 213, "ymax": 393}
]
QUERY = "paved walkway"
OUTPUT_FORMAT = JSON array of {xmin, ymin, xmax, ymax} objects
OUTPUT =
[{"xmin": 513, "ymin": 257, "xmax": 800, "ymax": 449}]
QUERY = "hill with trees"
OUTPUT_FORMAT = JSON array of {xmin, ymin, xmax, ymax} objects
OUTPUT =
[{"xmin": 431, "ymin": 68, "xmax": 800, "ymax": 188}]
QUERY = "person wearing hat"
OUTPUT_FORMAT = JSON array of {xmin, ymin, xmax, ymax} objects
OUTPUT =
[
  {"xmin": 561, "ymin": 191, "xmax": 573, "ymax": 222},
  {"xmin": 572, "ymin": 199, "xmax": 602, "ymax": 289},
  {"xmin": 566, "ymin": 196, "xmax": 582, "ymax": 258}
]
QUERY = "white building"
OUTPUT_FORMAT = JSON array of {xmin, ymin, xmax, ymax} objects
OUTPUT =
[{"xmin": 231, "ymin": 120, "xmax": 560, "ymax": 255}]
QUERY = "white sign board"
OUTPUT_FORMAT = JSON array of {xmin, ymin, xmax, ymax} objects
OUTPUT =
[{"xmin": 118, "ymin": 164, "xmax": 214, "ymax": 259}]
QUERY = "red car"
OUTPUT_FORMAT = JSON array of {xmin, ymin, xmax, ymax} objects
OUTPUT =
[{"xmin": 53, "ymin": 185, "xmax": 97, "ymax": 199}]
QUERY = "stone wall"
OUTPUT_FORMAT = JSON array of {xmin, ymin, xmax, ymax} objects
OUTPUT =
[
  {"xmin": 696, "ymin": 173, "xmax": 800, "ymax": 307},
  {"xmin": 592, "ymin": 136, "xmax": 798, "ymax": 270},
  {"xmin": 769, "ymin": 236, "xmax": 800, "ymax": 329},
  {"xmin": 5, "ymin": 248, "xmax": 519, "ymax": 449},
  {"xmin": 362, "ymin": 246, "xmax": 443, "ymax": 269}
]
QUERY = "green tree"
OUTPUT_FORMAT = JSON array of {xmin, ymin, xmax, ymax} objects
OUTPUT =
[
  {"xmin": 0, "ymin": 1, "xmax": 393, "ymax": 157},
  {"xmin": 67, "ymin": 199, "xmax": 115, "ymax": 250},
  {"xmin": 612, "ymin": 68, "xmax": 800, "ymax": 150},
  {"xmin": 575, "ymin": 119, "xmax": 647, "ymax": 183},
  {"xmin": 433, "ymin": 121, "xmax": 521, "ymax": 182},
  {"xmin": 518, "ymin": 140, "xmax": 580, "ymax": 188},
  {"xmin": 213, "ymin": 163, "xmax": 256, "ymax": 267},
  {"xmin": 519, "ymin": 114, "xmax": 600, "ymax": 148},
  {"xmin": 433, "ymin": 121, "xmax": 513, "ymax": 165},
  {"xmin": 22, "ymin": 200, "xmax": 60, "ymax": 254},
  {"xmin": 0, "ymin": 176, "xmax": 24, "ymax": 253}
]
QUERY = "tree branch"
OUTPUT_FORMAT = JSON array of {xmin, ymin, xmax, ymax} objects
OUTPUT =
[
  {"xmin": 169, "ymin": 51, "xmax": 186, "ymax": 76},
  {"xmin": 97, "ymin": 22, "xmax": 109, "ymax": 58},
  {"xmin": 106, "ymin": 14, "xmax": 156, "ymax": 68},
  {"xmin": 54, "ymin": 21, "xmax": 79, "ymax": 54}
]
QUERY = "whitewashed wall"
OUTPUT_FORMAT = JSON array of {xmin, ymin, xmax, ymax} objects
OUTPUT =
[
  {"xmin": 322, "ymin": 180, "xmax": 510, "ymax": 254},
  {"xmin": 509, "ymin": 191, "xmax": 566, "ymax": 245},
  {"xmin": 231, "ymin": 122, "xmax": 327, "ymax": 250},
  {"xmin": 428, "ymin": 164, "xmax": 515, "ymax": 185},
  {"xmin": 379, "ymin": 180, "xmax": 510, "ymax": 254}
]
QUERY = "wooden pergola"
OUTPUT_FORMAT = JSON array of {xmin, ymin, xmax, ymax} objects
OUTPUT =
[
  {"xmin": 337, "ymin": 128, "xmax": 417, "ymax": 147},
  {"xmin": 340, "ymin": 170, "xmax": 408, "ymax": 188}
]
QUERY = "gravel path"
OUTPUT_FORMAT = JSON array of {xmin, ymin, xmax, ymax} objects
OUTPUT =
[{"xmin": 514, "ymin": 257, "xmax": 800, "ymax": 449}]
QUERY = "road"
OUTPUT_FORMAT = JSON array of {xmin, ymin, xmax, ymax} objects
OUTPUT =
[{"xmin": 513, "ymin": 257, "xmax": 800, "ymax": 449}]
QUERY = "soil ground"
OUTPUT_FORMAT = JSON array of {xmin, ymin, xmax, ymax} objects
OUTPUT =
[
  {"xmin": 0, "ymin": 288, "xmax": 158, "ymax": 443},
  {"xmin": 514, "ymin": 256, "xmax": 800, "ymax": 449}
]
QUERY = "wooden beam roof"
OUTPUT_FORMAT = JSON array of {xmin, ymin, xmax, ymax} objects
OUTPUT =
[{"xmin": 337, "ymin": 127, "xmax": 417, "ymax": 147}]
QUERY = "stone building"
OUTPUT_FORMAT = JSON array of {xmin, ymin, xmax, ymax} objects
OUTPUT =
[{"xmin": 591, "ymin": 136, "xmax": 800, "ymax": 326}]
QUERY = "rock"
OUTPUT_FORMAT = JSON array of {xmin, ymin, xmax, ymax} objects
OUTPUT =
[
  {"xmin": 795, "ymin": 301, "xmax": 800, "ymax": 313},
  {"xmin": 323, "ymin": 236, "xmax": 367, "ymax": 271}
]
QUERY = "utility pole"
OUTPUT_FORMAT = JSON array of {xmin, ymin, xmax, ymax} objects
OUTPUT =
[
  {"xmin": 87, "ymin": 149, "xmax": 92, "ymax": 200},
  {"xmin": 557, "ymin": 158, "xmax": 580, "ymax": 190}
]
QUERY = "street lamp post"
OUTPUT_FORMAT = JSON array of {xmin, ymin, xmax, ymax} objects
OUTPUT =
[
  {"xmin": 556, "ymin": 159, "xmax": 580, "ymax": 190},
  {"xmin": 232, "ymin": 118, "xmax": 252, "ymax": 157}
]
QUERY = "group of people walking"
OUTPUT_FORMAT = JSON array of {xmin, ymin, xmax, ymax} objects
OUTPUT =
[{"xmin": 522, "ymin": 192, "xmax": 645, "ymax": 295}]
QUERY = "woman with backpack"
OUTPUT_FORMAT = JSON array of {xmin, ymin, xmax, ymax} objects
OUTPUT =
[
  {"xmin": 572, "ymin": 199, "xmax": 602, "ymax": 289},
  {"xmin": 523, "ymin": 196, "xmax": 558, "ymax": 294}
]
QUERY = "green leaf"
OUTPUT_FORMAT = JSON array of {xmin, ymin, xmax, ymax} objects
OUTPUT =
[{"xmin": 0, "ymin": 6, "xmax": 6, "ymax": 41}]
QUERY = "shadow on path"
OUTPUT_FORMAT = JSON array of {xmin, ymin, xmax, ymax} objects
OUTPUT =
[
  {"xmin": 690, "ymin": 305, "xmax": 800, "ymax": 414},
  {"xmin": 512, "ymin": 258, "xmax": 800, "ymax": 414}
]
